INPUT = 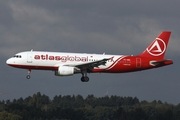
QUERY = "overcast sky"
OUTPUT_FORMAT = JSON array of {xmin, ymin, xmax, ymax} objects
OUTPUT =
[{"xmin": 0, "ymin": 0, "xmax": 180, "ymax": 104}]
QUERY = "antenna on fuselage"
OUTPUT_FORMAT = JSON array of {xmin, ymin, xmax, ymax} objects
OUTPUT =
[{"xmin": 31, "ymin": 49, "xmax": 33, "ymax": 52}]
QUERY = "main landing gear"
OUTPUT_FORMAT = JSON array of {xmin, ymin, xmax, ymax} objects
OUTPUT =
[
  {"xmin": 81, "ymin": 71, "xmax": 89, "ymax": 82},
  {"xmin": 26, "ymin": 69, "xmax": 31, "ymax": 79}
]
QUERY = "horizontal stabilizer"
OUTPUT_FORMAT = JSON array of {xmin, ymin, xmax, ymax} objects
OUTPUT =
[{"xmin": 150, "ymin": 59, "xmax": 173, "ymax": 66}]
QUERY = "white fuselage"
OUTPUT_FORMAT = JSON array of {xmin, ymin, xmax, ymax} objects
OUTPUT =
[{"xmin": 6, "ymin": 51, "xmax": 124, "ymax": 71}]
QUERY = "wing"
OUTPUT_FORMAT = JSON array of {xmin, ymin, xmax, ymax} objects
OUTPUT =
[{"xmin": 65, "ymin": 58, "xmax": 111, "ymax": 71}]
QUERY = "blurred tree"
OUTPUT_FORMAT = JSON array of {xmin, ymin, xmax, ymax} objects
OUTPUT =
[{"xmin": 0, "ymin": 111, "xmax": 22, "ymax": 120}]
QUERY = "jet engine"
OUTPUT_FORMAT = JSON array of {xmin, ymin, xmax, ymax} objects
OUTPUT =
[{"xmin": 55, "ymin": 66, "xmax": 75, "ymax": 76}]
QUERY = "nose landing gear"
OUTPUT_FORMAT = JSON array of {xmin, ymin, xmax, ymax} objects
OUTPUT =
[{"xmin": 26, "ymin": 69, "xmax": 31, "ymax": 79}]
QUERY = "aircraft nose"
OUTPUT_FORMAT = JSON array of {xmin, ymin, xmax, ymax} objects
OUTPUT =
[
  {"xmin": 6, "ymin": 59, "xmax": 10, "ymax": 65},
  {"xmin": 6, "ymin": 58, "xmax": 14, "ymax": 65}
]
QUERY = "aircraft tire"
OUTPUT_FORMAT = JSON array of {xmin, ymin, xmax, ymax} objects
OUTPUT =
[
  {"xmin": 81, "ymin": 76, "xmax": 89, "ymax": 82},
  {"xmin": 81, "ymin": 77, "xmax": 85, "ymax": 82},
  {"xmin": 26, "ymin": 75, "xmax": 31, "ymax": 79},
  {"xmin": 85, "ymin": 76, "xmax": 89, "ymax": 82}
]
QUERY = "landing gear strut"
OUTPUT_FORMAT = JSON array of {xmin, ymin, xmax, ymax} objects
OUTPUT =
[
  {"xmin": 26, "ymin": 69, "xmax": 31, "ymax": 79},
  {"xmin": 81, "ymin": 71, "xmax": 89, "ymax": 82}
]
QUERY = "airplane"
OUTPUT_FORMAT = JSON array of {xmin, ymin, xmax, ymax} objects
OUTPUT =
[{"xmin": 6, "ymin": 31, "xmax": 173, "ymax": 82}]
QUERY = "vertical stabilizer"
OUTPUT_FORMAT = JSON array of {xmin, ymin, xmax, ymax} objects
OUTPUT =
[{"xmin": 139, "ymin": 31, "xmax": 171, "ymax": 59}]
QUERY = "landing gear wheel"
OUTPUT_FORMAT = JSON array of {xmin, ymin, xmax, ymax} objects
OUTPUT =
[
  {"xmin": 84, "ymin": 76, "xmax": 89, "ymax": 82},
  {"xmin": 81, "ymin": 77, "xmax": 85, "ymax": 82},
  {"xmin": 81, "ymin": 76, "xmax": 89, "ymax": 82},
  {"xmin": 81, "ymin": 70, "xmax": 89, "ymax": 82},
  {"xmin": 26, "ymin": 75, "xmax": 31, "ymax": 79}
]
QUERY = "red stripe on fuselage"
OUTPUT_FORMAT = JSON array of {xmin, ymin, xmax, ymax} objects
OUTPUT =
[
  {"xmin": 7, "ymin": 64, "xmax": 58, "ymax": 70},
  {"xmin": 105, "ymin": 56, "xmax": 126, "ymax": 70}
]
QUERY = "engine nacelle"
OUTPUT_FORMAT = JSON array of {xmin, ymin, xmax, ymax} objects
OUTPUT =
[{"xmin": 55, "ymin": 66, "xmax": 74, "ymax": 76}]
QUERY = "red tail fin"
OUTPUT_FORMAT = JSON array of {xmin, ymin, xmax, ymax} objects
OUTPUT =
[{"xmin": 139, "ymin": 31, "xmax": 171, "ymax": 59}]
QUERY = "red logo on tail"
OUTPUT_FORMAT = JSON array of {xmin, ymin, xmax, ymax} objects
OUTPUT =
[{"xmin": 147, "ymin": 38, "xmax": 166, "ymax": 56}]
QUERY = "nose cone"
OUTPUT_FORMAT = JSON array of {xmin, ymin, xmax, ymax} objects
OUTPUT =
[
  {"xmin": 6, "ymin": 59, "xmax": 10, "ymax": 65},
  {"xmin": 6, "ymin": 58, "xmax": 14, "ymax": 65}
]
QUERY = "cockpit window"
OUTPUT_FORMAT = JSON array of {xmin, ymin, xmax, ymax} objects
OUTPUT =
[{"xmin": 13, "ymin": 55, "xmax": 22, "ymax": 58}]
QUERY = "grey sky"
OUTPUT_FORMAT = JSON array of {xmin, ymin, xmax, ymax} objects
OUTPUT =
[{"xmin": 0, "ymin": 1, "xmax": 179, "ymax": 104}]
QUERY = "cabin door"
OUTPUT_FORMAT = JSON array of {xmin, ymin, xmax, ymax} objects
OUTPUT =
[
  {"xmin": 136, "ymin": 58, "xmax": 141, "ymax": 68},
  {"xmin": 27, "ymin": 53, "xmax": 33, "ymax": 63}
]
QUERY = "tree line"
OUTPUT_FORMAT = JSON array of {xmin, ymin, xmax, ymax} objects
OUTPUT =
[{"xmin": 0, "ymin": 92, "xmax": 179, "ymax": 120}]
